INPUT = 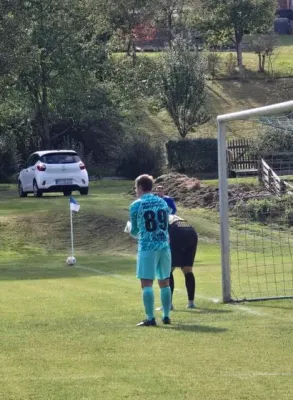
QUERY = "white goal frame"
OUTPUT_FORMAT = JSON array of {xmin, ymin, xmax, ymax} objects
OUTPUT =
[{"xmin": 217, "ymin": 100, "xmax": 293, "ymax": 303}]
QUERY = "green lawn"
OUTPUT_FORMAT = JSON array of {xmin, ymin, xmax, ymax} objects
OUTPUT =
[
  {"xmin": 136, "ymin": 35, "xmax": 293, "ymax": 77},
  {"xmin": 1, "ymin": 182, "xmax": 293, "ymax": 400}
]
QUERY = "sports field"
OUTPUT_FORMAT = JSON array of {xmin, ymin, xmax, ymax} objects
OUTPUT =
[{"xmin": 1, "ymin": 181, "xmax": 293, "ymax": 400}]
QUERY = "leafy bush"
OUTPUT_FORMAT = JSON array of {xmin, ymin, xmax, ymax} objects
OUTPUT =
[
  {"xmin": 107, "ymin": 56, "xmax": 158, "ymax": 99},
  {"xmin": 253, "ymin": 128, "xmax": 293, "ymax": 154},
  {"xmin": 0, "ymin": 134, "xmax": 22, "ymax": 183},
  {"xmin": 116, "ymin": 135, "xmax": 166, "ymax": 179},
  {"xmin": 166, "ymin": 138, "xmax": 218, "ymax": 174},
  {"xmin": 235, "ymin": 196, "xmax": 293, "ymax": 226},
  {"xmin": 207, "ymin": 52, "xmax": 221, "ymax": 79}
]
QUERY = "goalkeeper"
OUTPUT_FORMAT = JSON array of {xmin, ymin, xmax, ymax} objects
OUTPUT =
[
  {"xmin": 129, "ymin": 174, "xmax": 172, "ymax": 327},
  {"xmin": 168, "ymin": 215, "xmax": 198, "ymax": 309}
]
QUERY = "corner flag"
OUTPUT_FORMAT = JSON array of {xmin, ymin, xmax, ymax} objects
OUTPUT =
[{"xmin": 70, "ymin": 196, "xmax": 80, "ymax": 212}]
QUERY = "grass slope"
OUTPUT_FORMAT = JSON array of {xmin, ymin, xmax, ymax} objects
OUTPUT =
[
  {"xmin": 1, "ymin": 182, "xmax": 293, "ymax": 400},
  {"xmin": 129, "ymin": 36, "xmax": 293, "ymax": 139}
]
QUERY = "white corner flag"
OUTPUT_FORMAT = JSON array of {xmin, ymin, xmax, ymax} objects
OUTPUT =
[
  {"xmin": 69, "ymin": 196, "xmax": 80, "ymax": 261},
  {"xmin": 70, "ymin": 196, "xmax": 80, "ymax": 212}
]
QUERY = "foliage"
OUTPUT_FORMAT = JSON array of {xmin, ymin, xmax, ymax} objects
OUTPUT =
[
  {"xmin": 116, "ymin": 134, "xmax": 166, "ymax": 179},
  {"xmin": 253, "ymin": 128, "xmax": 293, "ymax": 154},
  {"xmin": 166, "ymin": 138, "xmax": 218, "ymax": 174},
  {"xmin": 107, "ymin": 55, "xmax": 158, "ymax": 99},
  {"xmin": 198, "ymin": 0, "xmax": 276, "ymax": 69},
  {"xmin": 157, "ymin": 40, "xmax": 209, "ymax": 138},
  {"xmin": 247, "ymin": 33, "xmax": 279, "ymax": 73},
  {"xmin": 107, "ymin": 0, "xmax": 155, "ymax": 63},
  {"xmin": 207, "ymin": 52, "xmax": 221, "ymax": 79},
  {"xmin": 224, "ymin": 53, "xmax": 238, "ymax": 76},
  {"xmin": 236, "ymin": 195, "xmax": 293, "ymax": 226},
  {"xmin": 0, "ymin": 0, "xmax": 109, "ymax": 148},
  {"xmin": 0, "ymin": 134, "xmax": 21, "ymax": 182}
]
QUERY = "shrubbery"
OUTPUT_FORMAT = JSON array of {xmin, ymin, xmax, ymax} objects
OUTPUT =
[
  {"xmin": 166, "ymin": 138, "xmax": 218, "ymax": 175},
  {"xmin": 116, "ymin": 135, "xmax": 166, "ymax": 180},
  {"xmin": 235, "ymin": 196, "xmax": 293, "ymax": 226},
  {"xmin": 253, "ymin": 128, "xmax": 293, "ymax": 154}
]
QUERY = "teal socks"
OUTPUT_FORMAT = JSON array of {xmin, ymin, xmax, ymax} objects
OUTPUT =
[
  {"xmin": 143, "ymin": 287, "xmax": 154, "ymax": 321},
  {"xmin": 160, "ymin": 286, "xmax": 171, "ymax": 318}
]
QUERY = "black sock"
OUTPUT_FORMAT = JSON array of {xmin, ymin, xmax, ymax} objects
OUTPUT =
[
  {"xmin": 169, "ymin": 272, "xmax": 174, "ymax": 300},
  {"xmin": 185, "ymin": 272, "xmax": 195, "ymax": 301}
]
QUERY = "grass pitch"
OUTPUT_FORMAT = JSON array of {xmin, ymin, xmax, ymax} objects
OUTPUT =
[{"xmin": 1, "ymin": 182, "xmax": 293, "ymax": 400}]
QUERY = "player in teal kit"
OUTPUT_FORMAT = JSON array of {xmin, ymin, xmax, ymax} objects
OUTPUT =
[{"xmin": 130, "ymin": 174, "xmax": 172, "ymax": 327}]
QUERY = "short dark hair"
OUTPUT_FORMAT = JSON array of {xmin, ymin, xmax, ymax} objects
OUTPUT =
[{"xmin": 135, "ymin": 174, "xmax": 154, "ymax": 192}]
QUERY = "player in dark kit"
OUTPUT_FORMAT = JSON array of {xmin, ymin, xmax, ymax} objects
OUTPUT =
[{"xmin": 168, "ymin": 215, "xmax": 198, "ymax": 309}]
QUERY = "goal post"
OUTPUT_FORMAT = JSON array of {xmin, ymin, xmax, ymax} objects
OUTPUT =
[{"xmin": 217, "ymin": 100, "xmax": 293, "ymax": 303}]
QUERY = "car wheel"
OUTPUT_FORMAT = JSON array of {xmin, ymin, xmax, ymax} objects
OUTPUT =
[
  {"xmin": 18, "ymin": 181, "xmax": 27, "ymax": 198},
  {"xmin": 33, "ymin": 180, "xmax": 43, "ymax": 197},
  {"xmin": 79, "ymin": 187, "xmax": 88, "ymax": 195},
  {"xmin": 63, "ymin": 190, "xmax": 72, "ymax": 196}
]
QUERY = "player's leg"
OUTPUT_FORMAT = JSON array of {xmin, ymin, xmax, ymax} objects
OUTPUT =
[
  {"xmin": 170, "ymin": 267, "xmax": 175, "ymax": 306},
  {"xmin": 156, "ymin": 266, "xmax": 175, "ymax": 311},
  {"xmin": 157, "ymin": 249, "xmax": 172, "ymax": 324},
  {"xmin": 136, "ymin": 251, "xmax": 157, "ymax": 326},
  {"xmin": 182, "ymin": 231, "xmax": 198, "ymax": 308},
  {"xmin": 182, "ymin": 266, "xmax": 196, "ymax": 308}
]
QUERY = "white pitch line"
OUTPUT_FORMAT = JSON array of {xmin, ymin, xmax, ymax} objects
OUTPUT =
[
  {"xmin": 75, "ymin": 265, "xmax": 134, "ymax": 283},
  {"xmin": 75, "ymin": 265, "xmax": 292, "ymax": 321},
  {"xmin": 223, "ymin": 372, "xmax": 293, "ymax": 378}
]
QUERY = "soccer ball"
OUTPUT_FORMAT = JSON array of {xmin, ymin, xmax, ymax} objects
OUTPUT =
[{"xmin": 66, "ymin": 256, "xmax": 76, "ymax": 266}]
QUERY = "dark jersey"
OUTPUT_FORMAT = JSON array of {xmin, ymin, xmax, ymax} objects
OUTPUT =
[{"xmin": 168, "ymin": 219, "xmax": 197, "ymax": 249}]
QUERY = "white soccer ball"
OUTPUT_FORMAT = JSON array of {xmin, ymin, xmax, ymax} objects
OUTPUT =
[{"xmin": 66, "ymin": 256, "xmax": 76, "ymax": 266}]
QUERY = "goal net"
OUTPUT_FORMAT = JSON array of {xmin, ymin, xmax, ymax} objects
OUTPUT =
[{"xmin": 218, "ymin": 100, "xmax": 293, "ymax": 303}]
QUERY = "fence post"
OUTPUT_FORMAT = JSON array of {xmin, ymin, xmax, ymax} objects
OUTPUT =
[{"xmin": 268, "ymin": 168, "xmax": 272, "ymax": 191}]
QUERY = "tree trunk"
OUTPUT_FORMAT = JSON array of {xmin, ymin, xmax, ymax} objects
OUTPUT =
[
  {"xmin": 131, "ymin": 41, "xmax": 137, "ymax": 67},
  {"xmin": 126, "ymin": 38, "xmax": 132, "ymax": 56},
  {"xmin": 258, "ymin": 53, "xmax": 262, "ymax": 72},
  {"xmin": 261, "ymin": 54, "xmax": 266, "ymax": 73},
  {"xmin": 235, "ymin": 40, "xmax": 243, "ymax": 70},
  {"xmin": 167, "ymin": 10, "xmax": 173, "ymax": 47},
  {"xmin": 234, "ymin": 30, "xmax": 244, "ymax": 71}
]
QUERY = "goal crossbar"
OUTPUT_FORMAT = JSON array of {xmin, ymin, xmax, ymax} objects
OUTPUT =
[{"xmin": 217, "ymin": 100, "xmax": 293, "ymax": 303}]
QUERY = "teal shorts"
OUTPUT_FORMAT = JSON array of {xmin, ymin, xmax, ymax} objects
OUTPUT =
[{"xmin": 136, "ymin": 249, "xmax": 171, "ymax": 280}]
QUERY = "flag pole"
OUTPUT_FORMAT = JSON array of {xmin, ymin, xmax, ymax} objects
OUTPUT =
[{"xmin": 70, "ymin": 207, "xmax": 74, "ymax": 258}]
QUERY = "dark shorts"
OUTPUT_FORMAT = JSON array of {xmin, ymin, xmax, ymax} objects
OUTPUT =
[{"xmin": 170, "ymin": 227, "xmax": 198, "ymax": 268}]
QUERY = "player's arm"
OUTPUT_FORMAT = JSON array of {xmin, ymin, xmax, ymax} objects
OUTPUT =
[
  {"xmin": 129, "ymin": 202, "xmax": 139, "ymax": 237},
  {"xmin": 168, "ymin": 197, "xmax": 177, "ymax": 215}
]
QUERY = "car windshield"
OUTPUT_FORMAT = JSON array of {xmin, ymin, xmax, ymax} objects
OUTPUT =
[{"xmin": 40, "ymin": 153, "xmax": 80, "ymax": 164}]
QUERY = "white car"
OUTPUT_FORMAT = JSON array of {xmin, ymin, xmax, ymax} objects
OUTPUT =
[{"xmin": 18, "ymin": 150, "xmax": 89, "ymax": 197}]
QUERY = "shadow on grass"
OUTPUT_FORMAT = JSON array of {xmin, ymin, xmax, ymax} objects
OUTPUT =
[{"xmin": 166, "ymin": 324, "xmax": 227, "ymax": 333}]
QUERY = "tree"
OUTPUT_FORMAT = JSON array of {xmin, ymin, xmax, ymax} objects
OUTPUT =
[
  {"xmin": 0, "ymin": 0, "xmax": 109, "ymax": 148},
  {"xmin": 198, "ymin": 0, "xmax": 276, "ymax": 70},
  {"xmin": 154, "ymin": 0, "xmax": 186, "ymax": 47},
  {"xmin": 107, "ymin": 0, "xmax": 155, "ymax": 65},
  {"xmin": 157, "ymin": 40, "xmax": 209, "ymax": 138},
  {"xmin": 248, "ymin": 33, "xmax": 278, "ymax": 73}
]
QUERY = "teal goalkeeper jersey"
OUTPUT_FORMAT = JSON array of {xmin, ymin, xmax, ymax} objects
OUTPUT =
[{"xmin": 129, "ymin": 193, "xmax": 170, "ymax": 251}]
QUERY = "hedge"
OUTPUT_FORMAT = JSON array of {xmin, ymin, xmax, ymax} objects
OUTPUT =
[{"xmin": 166, "ymin": 138, "xmax": 218, "ymax": 174}]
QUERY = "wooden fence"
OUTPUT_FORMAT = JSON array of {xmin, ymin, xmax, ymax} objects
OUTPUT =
[
  {"xmin": 259, "ymin": 158, "xmax": 293, "ymax": 195},
  {"xmin": 227, "ymin": 139, "xmax": 258, "ymax": 174}
]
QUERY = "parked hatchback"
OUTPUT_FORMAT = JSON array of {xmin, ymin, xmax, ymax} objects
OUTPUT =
[{"xmin": 18, "ymin": 150, "xmax": 89, "ymax": 197}]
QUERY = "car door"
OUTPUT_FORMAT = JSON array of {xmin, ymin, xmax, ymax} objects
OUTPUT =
[{"xmin": 22, "ymin": 155, "xmax": 37, "ymax": 191}]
